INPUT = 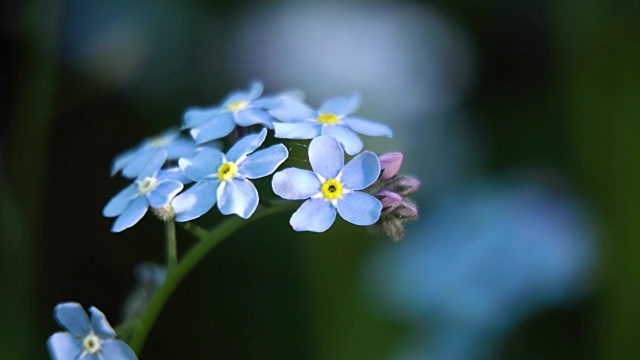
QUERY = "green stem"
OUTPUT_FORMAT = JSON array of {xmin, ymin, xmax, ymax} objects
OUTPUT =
[
  {"xmin": 165, "ymin": 220, "xmax": 177, "ymax": 270},
  {"xmin": 128, "ymin": 202, "xmax": 294, "ymax": 354}
]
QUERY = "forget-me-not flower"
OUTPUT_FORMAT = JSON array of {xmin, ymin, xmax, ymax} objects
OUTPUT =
[
  {"xmin": 272, "ymin": 93, "xmax": 393, "ymax": 155},
  {"xmin": 272, "ymin": 135, "xmax": 382, "ymax": 232},
  {"xmin": 103, "ymin": 150, "xmax": 184, "ymax": 232},
  {"xmin": 171, "ymin": 128, "xmax": 288, "ymax": 220},
  {"xmin": 182, "ymin": 81, "xmax": 282, "ymax": 144},
  {"xmin": 111, "ymin": 128, "xmax": 197, "ymax": 178},
  {"xmin": 47, "ymin": 302, "xmax": 137, "ymax": 360}
]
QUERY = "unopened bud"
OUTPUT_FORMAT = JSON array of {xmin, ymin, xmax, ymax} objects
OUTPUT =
[
  {"xmin": 386, "ymin": 176, "xmax": 421, "ymax": 197},
  {"xmin": 392, "ymin": 200, "xmax": 418, "ymax": 219},
  {"xmin": 378, "ymin": 152, "xmax": 403, "ymax": 180},
  {"xmin": 375, "ymin": 190, "xmax": 403, "ymax": 212}
]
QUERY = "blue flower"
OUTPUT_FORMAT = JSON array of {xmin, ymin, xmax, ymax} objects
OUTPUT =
[
  {"xmin": 272, "ymin": 93, "xmax": 393, "ymax": 155},
  {"xmin": 103, "ymin": 150, "xmax": 184, "ymax": 232},
  {"xmin": 171, "ymin": 128, "xmax": 288, "ymax": 220},
  {"xmin": 272, "ymin": 135, "xmax": 382, "ymax": 232},
  {"xmin": 365, "ymin": 178, "xmax": 598, "ymax": 359},
  {"xmin": 111, "ymin": 128, "xmax": 198, "ymax": 178},
  {"xmin": 182, "ymin": 81, "xmax": 282, "ymax": 144},
  {"xmin": 47, "ymin": 302, "xmax": 137, "ymax": 360}
]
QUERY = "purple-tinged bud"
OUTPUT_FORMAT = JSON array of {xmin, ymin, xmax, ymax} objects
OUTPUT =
[
  {"xmin": 392, "ymin": 200, "xmax": 418, "ymax": 219},
  {"xmin": 385, "ymin": 176, "xmax": 421, "ymax": 197},
  {"xmin": 375, "ymin": 190, "xmax": 403, "ymax": 212},
  {"xmin": 378, "ymin": 152, "xmax": 403, "ymax": 180}
]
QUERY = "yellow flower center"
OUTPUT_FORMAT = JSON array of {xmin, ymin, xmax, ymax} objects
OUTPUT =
[
  {"xmin": 138, "ymin": 177, "xmax": 158, "ymax": 195},
  {"xmin": 317, "ymin": 113, "xmax": 339, "ymax": 125},
  {"xmin": 218, "ymin": 162, "xmax": 238, "ymax": 181},
  {"xmin": 227, "ymin": 100, "xmax": 249, "ymax": 112},
  {"xmin": 82, "ymin": 333, "xmax": 101, "ymax": 354},
  {"xmin": 321, "ymin": 179, "xmax": 343, "ymax": 200}
]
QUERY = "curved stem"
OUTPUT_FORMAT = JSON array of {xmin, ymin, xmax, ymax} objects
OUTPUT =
[{"xmin": 128, "ymin": 202, "xmax": 294, "ymax": 354}]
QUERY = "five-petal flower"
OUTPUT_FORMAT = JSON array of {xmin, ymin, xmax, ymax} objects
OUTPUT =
[
  {"xmin": 272, "ymin": 93, "xmax": 393, "ymax": 155},
  {"xmin": 272, "ymin": 135, "xmax": 382, "ymax": 232},
  {"xmin": 111, "ymin": 128, "xmax": 198, "ymax": 178},
  {"xmin": 103, "ymin": 150, "xmax": 184, "ymax": 232},
  {"xmin": 182, "ymin": 81, "xmax": 283, "ymax": 144},
  {"xmin": 171, "ymin": 128, "xmax": 288, "ymax": 221},
  {"xmin": 47, "ymin": 302, "xmax": 137, "ymax": 360}
]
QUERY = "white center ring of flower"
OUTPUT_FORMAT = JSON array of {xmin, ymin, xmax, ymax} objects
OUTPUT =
[
  {"xmin": 82, "ymin": 332, "xmax": 101, "ymax": 355},
  {"xmin": 138, "ymin": 177, "xmax": 159, "ymax": 195}
]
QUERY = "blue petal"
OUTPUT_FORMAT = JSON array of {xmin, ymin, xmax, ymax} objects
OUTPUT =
[
  {"xmin": 172, "ymin": 179, "xmax": 219, "ymax": 222},
  {"xmin": 88, "ymin": 307, "xmax": 115, "ymax": 339},
  {"xmin": 157, "ymin": 167, "xmax": 192, "ymax": 184},
  {"xmin": 308, "ymin": 135, "xmax": 344, "ymax": 179},
  {"xmin": 238, "ymin": 144, "xmax": 288, "ymax": 179},
  {"xmin": 163, "ymin": 137, "xmax": 197, "ymax": 159},
  {"xmin": 190, "ymin": 112, "xmax": 236, "ymax": 144},
  {"xmin": 54, "ymin": 302, "xmax": 91, "ymax": 337},
  {"xmin": 111, "ymin": 196, "xmax": 149, "ymax": 232},
  {"xmin": 217, "ymin": 178, "xmax": 259, "ymax": 219},
  {"xmin": 272, "ymin": 168, "xmax": 321, "ymax": 200},
  {"xmin": 100, "ymin": 340, "xmax": 138, "ymax": 360},
  {"xmin": 336, "ymin": 192, "xmax": 382, "ymax": 226},
  {"xmin": 182, "ymin": 106, "xmax": 223, "ymax": 129},
  {"xmin": 342, "ymin": 116, "xmax": 393, "ymax": 137},
  {"xmin": 121, "ymin": 149, "xmax": 156, "ymax": 179},
  {"xmin": 290, "ymin": 198, "xmax": 336, "ymax": 232},
  {"xmin": 234, "ymin": 108, "xmax": 275, "ymax": 129},
  {"xmin": 267, "ymin": 94, "xmax": 315, "ymax": 122},
  {"xmin": 321, "ymin": 125, "xmax": 363, "ymax": 155},
  {"xmin": 222, "ymin": 81, "xmax": 264, "ymax": 105},
  {"xmin": 246, "ymin": 81, "xmax": 264, "ymax": 100},
  {"xmin": 147, "ymin": 180, "xmax": 183, "ymax": 208},
  {"xmin": 319, "ymin": 93, "xmax": 361, "ymax": 116},
  {"xmin": 225, "ymin": 128, "xmax": 267, "ymax": 163},
  {"xmin": 137, "ymin": 150, "xmax": 168, "ymax": 179},
  {"xmin": 273, "ymin": 122, "xmax": 321, "ymax": 139},
  {"xmin": 111, "ymin": 149, "xmax": 136, "ymax": 176},
  {"xmin": 179, "ymin": 147, "xmax": 224, "ymax": 182},
  {"xmin": 103, "ymin": 184, "xmax": 140, "ymax": 217},
  {"xmin": 252, "ymin": 91, "xmax": 303, "ymax": 110},
  {"xmin": 340, "ymin": 151, "xmax": 381, "ymax": 190},
  {"xmin": 47, "ymin": 332, "xmax": 82, "ymax": 360}
]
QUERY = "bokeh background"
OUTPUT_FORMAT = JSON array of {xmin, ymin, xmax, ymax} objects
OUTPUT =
[{"xmin": 1, "ymin": 0, "xmax": 639, "ymax": 359}]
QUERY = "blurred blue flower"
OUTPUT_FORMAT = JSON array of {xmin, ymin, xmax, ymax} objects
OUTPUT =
[
  {"xmin": 103, "ymin": 150, "xmax": 184, "ymax": 232},
  {"xmin": 366, "ymin": 178, "xmax": 597, "ymax": 359},
  {"xmin": 172, "ymin": 128, "xmax": 288, "ymax": 220},
  {"xmin": 47, "ymin": 302, "xmax": 137, "ymax": 360},
  {"xmin": 111, "ymin": 127, "xmax": 197, "ymax": 178},
  {"xmin": 182, "ymin": 81, "xmax": 282, "ymax": 144},
  {"xmin": 122, "ymin": 262, "xmax": 167, "ymax": 321},
  {"xmin": 272, "ymin": 93, "xmax": 392, "ymax": 155},
  {"xmin": 272, "ymin": 135, "xmax": 382, "ymax": 232}
]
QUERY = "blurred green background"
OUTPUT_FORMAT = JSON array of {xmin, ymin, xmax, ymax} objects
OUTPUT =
[{"xmin": 1, "ymin": 0, "xmax": 639, "ymax": 359}]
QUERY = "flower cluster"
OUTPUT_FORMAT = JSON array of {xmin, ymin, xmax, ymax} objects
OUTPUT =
[
  {"xmin": 102, "ymin": 81, "xmax": 401, "ymax": 233},
  {"xmin": 49, "ymin": 81, "xmax": 419, "ymax": 359}
]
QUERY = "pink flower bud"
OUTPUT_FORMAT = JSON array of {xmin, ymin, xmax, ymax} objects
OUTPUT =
[
  {"xmin": 375, "ymin": 190, "xmax": 403, "ymax": 212},
  {"xmin": 378, "ymin": 152, "xmax": 403, "ymax": 180},
  {"xmin": 392, "ymin": 200, "xmax": 418, "ymax": 219},
  {"xmin": 386, "ymin": 176, "xmax": 421, "ymax": 197}
]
